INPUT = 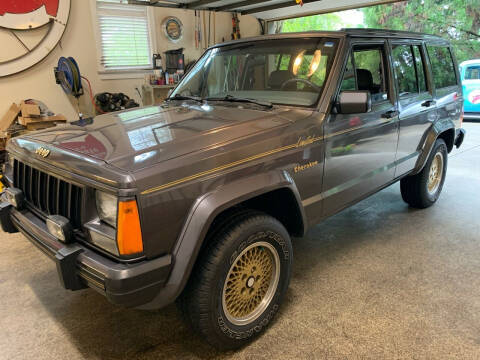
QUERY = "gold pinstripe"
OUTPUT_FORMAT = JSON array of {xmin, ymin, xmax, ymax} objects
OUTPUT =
[{"xmin": 140, "ymin": 124, "xmax": 369, "ymax": 196}]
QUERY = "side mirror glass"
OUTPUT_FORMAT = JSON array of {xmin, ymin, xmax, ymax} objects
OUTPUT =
[{"xmin": 336, "ymin": 91, "xmax": 371, "ymax": 114}]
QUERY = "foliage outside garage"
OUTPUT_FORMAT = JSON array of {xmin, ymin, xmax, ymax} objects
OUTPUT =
[{"xmin": 276, "ymin": 0, "xmax": 480, "ymax": 63}]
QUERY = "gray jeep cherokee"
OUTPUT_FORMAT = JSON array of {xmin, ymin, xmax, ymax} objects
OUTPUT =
[{"xmin": 1, "ymin": 29, "xmax": 465, "ymax": 349}]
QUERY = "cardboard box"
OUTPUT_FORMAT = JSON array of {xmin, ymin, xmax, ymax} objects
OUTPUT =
[
  {"xmin": 20, "ymin": 102, "xmax": 41, "ymax": 118},
  {"xmin": 0, "ymin": 103, "xmax": 21, "ymax": 131},
  {"xmin": 18, "ymin": 115, "xmax": 67, "ymax": 126},
  {"xmin": 26, "ymin": 121, "xmax": 60, "ymax": 131}
]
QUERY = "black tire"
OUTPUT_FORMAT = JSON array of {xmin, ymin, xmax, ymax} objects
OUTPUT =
[
  {"xmin": 400, "ymin": 138, "xmax": 448, "ymax": 208},
  {"xmin": 178, "ymin": 210, "xmax": 293, "ymax": 350}
]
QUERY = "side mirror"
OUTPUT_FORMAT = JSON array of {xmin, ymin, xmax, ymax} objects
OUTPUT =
[{"xmin": 336, "ymin": 91, "xmax": 371, "ymax": 114}]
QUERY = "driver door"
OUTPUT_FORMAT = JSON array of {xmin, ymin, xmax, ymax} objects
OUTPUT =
[{"xmin": 322, "ymin": 40, "xmax": 399, "ymax": 218}]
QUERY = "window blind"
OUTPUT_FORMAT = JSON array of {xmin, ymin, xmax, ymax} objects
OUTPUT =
[{"xmin": 96, "ymin": 0, "xmax": 152, "ymax": 70}]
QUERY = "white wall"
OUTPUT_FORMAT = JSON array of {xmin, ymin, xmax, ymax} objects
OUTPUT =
[{"xmin": 0, "ymin": 0, "xmax": 261, "ymax": 120}]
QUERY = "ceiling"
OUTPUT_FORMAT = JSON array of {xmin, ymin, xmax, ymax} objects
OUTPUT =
[{"xmin": 128, "ymin": 0, "xmax": 403, "ymax": 21}]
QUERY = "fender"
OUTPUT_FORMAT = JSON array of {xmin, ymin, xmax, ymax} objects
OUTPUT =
[
  {"xmin": 411, "ymin": 118, "xmax": 455, "ymax": 175},
  {"xmin": 138, "ymin": 169, "xmax": 306, "ymax": 310}
]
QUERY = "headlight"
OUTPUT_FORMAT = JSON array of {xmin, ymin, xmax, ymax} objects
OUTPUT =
[
  {"xmin": 7, "ymin": 153, "xmax": 14, "ymax": 168},
  {"xmin": 95, "ymin": 191, "xmax": 118, "ymax": 227},
  {"xmin": 3, "ymin": 153, "xmax": 14, "ymax": 173}
]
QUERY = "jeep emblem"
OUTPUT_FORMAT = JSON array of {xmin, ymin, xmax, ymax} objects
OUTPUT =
[{"xmin": 35, "ymin": 147, "xmax": 50, "ymax": 158}]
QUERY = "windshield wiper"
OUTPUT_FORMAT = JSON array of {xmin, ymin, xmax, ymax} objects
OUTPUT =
[
  {"xmin": 205, "ymin": 94, "xmax": 273, "ymax": 108},
  {"xmin": 167, "ymin": 95, "xmax": 203, "ymax": 103}
]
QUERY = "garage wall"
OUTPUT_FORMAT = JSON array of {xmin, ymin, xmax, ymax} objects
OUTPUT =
[{"xmin": 0, "ymin": 0, "xmax": 261, "ymax": 121}]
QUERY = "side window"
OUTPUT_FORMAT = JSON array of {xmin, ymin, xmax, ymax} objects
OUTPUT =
[
  {"xmin": 465, "ymin": 65, "xmax": 480, "ymax": 80},
  {"xmin": 339, "ymin": 45, "xmax": 389, "ymax": 103},
  {"xmin": 427, "ymin": 46, "xmax": 457, "ymax": 89},
  {"xmin": 340, "ymin": 53, "xmax": 356, "ymax": 91},
  {"xmin": 412, "ymin": 46, "xmax": 427, "ymax": 93},
  {"xmin": 392, "ymin": 45, "xmax": 417, "ymax": 96}
]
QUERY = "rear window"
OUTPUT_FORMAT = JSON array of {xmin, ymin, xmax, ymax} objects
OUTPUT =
[
  {"xmin": 392, "ymin": 45, "xmax": 418, "ymax": 96},
  {"xmin": 427, "ymin": 46, "xmax": 457, "ymax": 89},
  {"xmin": 465, "ymin": 65, "xmax": 480, "ymax": 80},
  {"xmin": 392, "ymin": 44, "xmax": 429, "ymax": 97}
]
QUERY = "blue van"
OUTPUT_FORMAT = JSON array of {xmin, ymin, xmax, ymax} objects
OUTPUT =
[{"xmin": 460, "ymin": 59, "xmax": 480, "ymax": 119}]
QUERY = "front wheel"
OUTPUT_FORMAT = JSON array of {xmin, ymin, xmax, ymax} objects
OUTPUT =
[
  {"xmin": 178, "ymin": 210, "xmax": 292, "ymax": 350},
  {"xmin": 400, "ymin": 138, "xmax": 448, "ymax": 208}
]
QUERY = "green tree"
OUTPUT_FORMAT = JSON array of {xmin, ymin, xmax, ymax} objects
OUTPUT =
[
  {"xmin": 363, "ymin": 0, "xmax": 480, "ymax": 62},
  {"xmin": 277, "ymin": 11, "xmax": 363, "ymax": 33}
]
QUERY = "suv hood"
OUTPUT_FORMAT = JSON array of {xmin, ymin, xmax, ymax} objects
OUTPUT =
[{"xmin": 19, "ymin": 103, "xmax": 311, "ymax": 172}]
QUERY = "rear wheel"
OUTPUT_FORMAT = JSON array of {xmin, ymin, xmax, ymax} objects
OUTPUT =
[
  {"xmin": 400, "ymin": 138, "xmax": 448, "ymax": 208},
  {"xmin": 178, "ymin": 210, "xmax": 292, "ymax": 350}
]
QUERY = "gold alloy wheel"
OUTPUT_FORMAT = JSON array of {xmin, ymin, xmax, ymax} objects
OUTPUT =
[
  {"xmin": 427, "ymin": 151, "xmax": 444, "ymax": 195},
  {"xmin": 222, "ymin": 241, "xmax": 280, "ymax": 326}
]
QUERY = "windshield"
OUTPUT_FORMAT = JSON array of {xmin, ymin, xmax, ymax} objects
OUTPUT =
[
  {"xmin": 465, "ymin": 65, "xmax": 480, "ymax": 80},
  {"xmin": 171, "ymin": 38, "xmax": 339, "ymax": 107}
]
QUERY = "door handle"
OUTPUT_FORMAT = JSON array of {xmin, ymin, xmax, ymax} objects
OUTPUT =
[
  {"xmin": 421, "ymin": 100, "xmax": 436, "ymax": 107},
  {"xmin": 381, "ymin": 110, "xmax": 399, "ymax": 119}
]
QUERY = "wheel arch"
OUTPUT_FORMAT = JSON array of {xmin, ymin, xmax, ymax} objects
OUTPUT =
[
  {"xmin": 138, "ymin": 170, "xmax": 306, "ymax": 309},
  {"xmin": 411, "ymin": 123, "xmax": 455, "ymax": 175}
]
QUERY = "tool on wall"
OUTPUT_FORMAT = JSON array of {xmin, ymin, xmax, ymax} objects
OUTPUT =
[
  {"xmin": 54, "ymin": 57, "xmax": 83, "ymax": 99},
  {"xmin": 231, "ymin": 13, "xmax": 241, "ymax": 40},
  {"xmin": 194, "ymin": 10, "xmax": 199, "ymax": 49},
  {"xmin": 203, "ymin": 10, "xmax": 207, "ymax": 49},
  {"xmin": 197, "ymin": 10, "xmax": 201, "ymax": 49},
  {"xmin": 54, "ymin": 56, "xmax": 104, "ymax": 116},
  {"xmin": 54, "ymin": 56, "xmax": 86, "ymax": 118},
  {"xmin": 208, "ymin": 10, "xmax": 211, "ymax": 47}
]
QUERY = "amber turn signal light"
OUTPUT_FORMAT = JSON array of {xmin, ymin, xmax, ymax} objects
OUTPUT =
[{"xmin": 117, "ymin": 199, "xmax": 143, "ymax": 255}]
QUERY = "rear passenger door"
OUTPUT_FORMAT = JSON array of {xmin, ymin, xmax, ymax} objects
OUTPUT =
[
  {"xmin": 426, "ymin": 44, "xmax": 463, "ymax": 131},
  {"xmin": 390, "ymin": 41, "xmax": 436, "ymax": 176}
]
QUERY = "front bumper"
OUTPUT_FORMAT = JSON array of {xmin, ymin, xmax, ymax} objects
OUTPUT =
[{"xmin": 2, "ymin": 203, "xmax": 172, "ymax": 308}]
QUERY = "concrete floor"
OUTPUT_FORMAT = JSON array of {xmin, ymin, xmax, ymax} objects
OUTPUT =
[{"xmin": 1, "ymin": 123, "xmax": 479, "ymax": 360}]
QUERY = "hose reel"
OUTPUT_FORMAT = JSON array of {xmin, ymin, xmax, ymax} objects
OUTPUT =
[{"xmin": 54, "ymin": 57, "xmax": 84, "ymax": 98}]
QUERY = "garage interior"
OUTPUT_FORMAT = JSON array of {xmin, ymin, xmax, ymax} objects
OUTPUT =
[
  {"xmin": 1, "ymin": 0, "xmax": 479, "ymax": 359},
  {"xmin": 1, "ymin": 123, "xmax": 479, "ymax": 359}
]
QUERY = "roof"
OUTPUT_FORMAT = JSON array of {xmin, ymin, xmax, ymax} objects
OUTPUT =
[
  {"xmin": 459, "ymin": 59, "xmax": 480, "ymax": 67},
  {"xmin": 209, "ymin": 29, "xmax": 449, "ymax": 49}
]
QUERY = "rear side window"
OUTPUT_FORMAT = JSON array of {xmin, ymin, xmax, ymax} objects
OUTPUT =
[
  {"xmin": 465, "ymin": 65, "xmax": 480, "ymax": 80},
  {"xmin": 427, "ymin": 46, "xmax": 457, "ymax": 89},
  {"xmin": 392, "ymin": 45, "xmax": 417, "ymax": 96},
  {"xmin": 412, "ymin": 46, "xmax": 427, "ymax": 92},
  {"xmin": 392, "ymin": 44, "xmax": 429, "ymax": 97}
]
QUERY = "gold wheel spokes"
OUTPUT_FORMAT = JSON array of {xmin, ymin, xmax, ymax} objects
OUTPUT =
[
  {"xmin": 427, "ymin": 152, "xmax": 444, "ymax": 195},
  {"xmin": 222, "ymin": 241, "xmax": 280, "ymax": 326}
]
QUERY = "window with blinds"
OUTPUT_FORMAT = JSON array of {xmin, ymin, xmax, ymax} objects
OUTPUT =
[{"xmin": 96, "ymin": 0, "xmax": 153, "ymax": 71}]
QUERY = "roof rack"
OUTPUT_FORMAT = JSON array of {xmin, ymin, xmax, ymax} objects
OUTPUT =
[{"xmin": 341, "ymin": 28, "xmax": 446, "ymax": 41}]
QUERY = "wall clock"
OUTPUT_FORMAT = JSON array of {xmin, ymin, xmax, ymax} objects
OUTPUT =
[
  {"xmin": 0, "ymin": 0, "xmax": 71, "ymax": 77},
  {"xmin": 162, "ymin": 16, "xmax": 183, "ymax": 43}
]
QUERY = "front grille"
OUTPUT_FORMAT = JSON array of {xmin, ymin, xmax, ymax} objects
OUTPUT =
[{"xmin": 13, "ymin": 159, "xmax": 84, "ymax": 229}]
